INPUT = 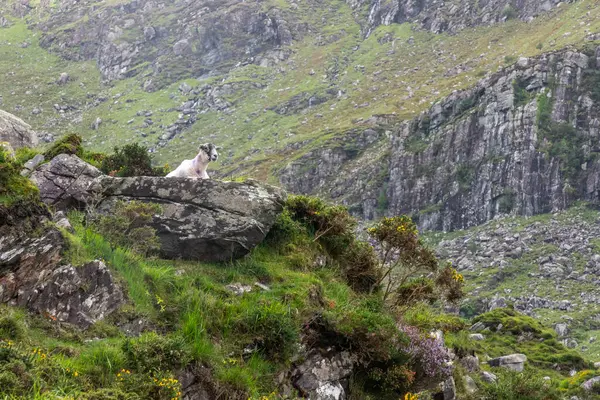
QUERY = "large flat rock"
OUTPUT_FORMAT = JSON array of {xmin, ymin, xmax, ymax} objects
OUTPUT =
[{"xmin": 93, "ymin": 176, "xmax": 286, "ymax": 262}]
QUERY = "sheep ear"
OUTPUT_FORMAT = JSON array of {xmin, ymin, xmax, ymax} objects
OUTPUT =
[{"xmin": 199, "ymin": 144, "xmax": 208, "ymax": 152}]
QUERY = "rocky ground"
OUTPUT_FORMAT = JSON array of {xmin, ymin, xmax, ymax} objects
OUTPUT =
[{"xmin": 430, "ymin": 205, "xmax": 600, "ymax": 359}]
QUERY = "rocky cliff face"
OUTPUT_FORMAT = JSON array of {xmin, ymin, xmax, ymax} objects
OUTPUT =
[
  {"xmin": 36, "ymin": 0, "xmax": 298, "ymax": 86},
  {"xmin": 282, "ymin": 46, "xmax": 600, "ymax": 231},
  {"xmin": 0, "ymin": 109, "xmax": 38, "ymax": 149},
  {"xmin": 347, "ymin": 0, "xmax": 575, "ymax": 36}
]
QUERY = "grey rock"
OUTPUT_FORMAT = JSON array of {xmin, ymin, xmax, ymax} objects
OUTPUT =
[
  {"xmin": 488, "ymin": 354, "xmax": 527, "ymax": 372},
  {"xmin": 469, "ymin": 333, "xmax": 485, "ymax": 341},
  {"xmin": 91, "ymin": 117, "xmax": 102, "ymax": 130},
  {"xmin": 581, "ymin": 376, "xmax": 600, "ymax": 391},
  {"xmin": 292, "ymin": 351, "xmax": 356, "ymax": 400},
  {"xmin": 554, "ymin": 323, "xmax": 569, "ymax": 338},
  {"xmin": 460, "ymin": 355, "xmax": 480, "ymax": 372},
  {"xmin": 464, "ymin": 376, "xmax": 478, "ymax": 394},
  {"xmin": 562, "ymin": 338, "xmax": 578, "ymax": 349},
  {"xmin": 0, "ymin": 208, "xmax": 123, "ymax": 328},
  {"xmin": 0, "ymin": 109, "xmax": 38, "ymax": 149},
  {"xmin": 440, "ymin": 376, "xmax": 456, "ymax": 400},
  {"xmin": 20, "ymin": 154, "xmax": 45, "ymax": 176},
  {"xmin": 31, "ymin": 154, "xmax": 102, "ymax": 210},
  {"xmin": 470, "ymin": 321, "xmax": 485, "ymax": 332},
  {"xmin": 225, "ymin": 283, "xmax": 252, "ymax": 296},
  {"xmin": 481, "ymin": 371, "xmax": 497, "ymax": 383},
  {"xmin": 57, "ymin": 72, "xmax": 69, "ymax": 85},
  {"xmin": 92, "ymin": 176, "xmax": 286, "ymax": 262}
]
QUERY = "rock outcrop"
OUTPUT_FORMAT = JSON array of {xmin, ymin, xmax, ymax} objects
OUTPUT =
[
  {"xmin": 38, "ymin": 0, "xmax": 298, "ymax": 86},
  {"xmin": 30, "ymin": 154, "xmax": 103, "ymax": 210},
  {"xmin": 0, "ymin": 203, "xmax": 124, "ymax": 328},
  {"xmin": 0, "ymin": 109, "xmax": 38, "ymax": 149},
  {"xmin": 346, "ymin": 0, "xmax": 574, "ymax": 36},
  {"xmin": 292, "ymin": 351, "xmax": 356, "ymax": 400},
  {"xmin": 282, "ymin": 47, "xmax": 600, "ymax": 231},
  {"xmin": 92, "ymin": 176, "xmax": 286, "ymax": 262},
  {"xmin": 488, "ymin": 354, "xmax": 527, "ymax": 372}
]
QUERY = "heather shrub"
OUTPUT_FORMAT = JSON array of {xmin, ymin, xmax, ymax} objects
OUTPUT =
[
  {"xmin": 397, "ymin": 324, "xmax": 452, "ymax": 381},
  {"xmin": 100, "ymin": 143, "xmax": 168, "ymax": 177}
]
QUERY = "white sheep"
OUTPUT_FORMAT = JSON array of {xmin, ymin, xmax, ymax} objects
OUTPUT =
[{"xmin": 166, "ymin": 143, "xmax": 219, "ymax": 179}]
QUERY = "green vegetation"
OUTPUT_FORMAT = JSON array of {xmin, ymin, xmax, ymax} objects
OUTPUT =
[
  {"xmin": 0, "ymin": 147, "xmax": 39, "ymax": 205},
  {"xmin": 100, "ymin": 143, "xmax": 169, "ymax": 177}
]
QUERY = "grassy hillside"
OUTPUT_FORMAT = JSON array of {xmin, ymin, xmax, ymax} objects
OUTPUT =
[{"xmin": 1, "ymin": 0, "xmax": 600, "ymax": 182}]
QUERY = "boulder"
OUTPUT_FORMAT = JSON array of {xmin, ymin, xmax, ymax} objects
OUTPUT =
[
  {"xmin": 480, "ymin": 371, "xmax": 497, "ymax": 383},
  {"xmin": 0, "ymin": 109, "xmax": 38, "ymax": 149},
  {"xmin": 292, "ymin": 351, "xmax": 356, "ymax": 400},
  {"xmin": 554, "ymin": 323, "xmax": 569, "ymax": 338},
  {"xmin": 488, "ymin": 354, "xmax": 527, "ymax": 372},
  {"xmin": 92, "ymin": 176, "xmax": 286, "ymax": 262},
  {"xmin": 439, "ymin": 377, "xmax": 456, "ymax": 400},
  {"xmin": 30, "ymin": 154, "xmax": 102, "ymax": 210},
  {"xmin": 469, "ymin": 333, "xmax": 485, "ymax": 341},
  {"xmin": 464, "ymin": 376, "xmax": 478, "ymax": 394}
]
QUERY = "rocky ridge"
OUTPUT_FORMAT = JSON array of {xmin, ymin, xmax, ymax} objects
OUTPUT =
[{"xmin": 283, "ymin": 45, "xmax": 600, "ymax": 231}]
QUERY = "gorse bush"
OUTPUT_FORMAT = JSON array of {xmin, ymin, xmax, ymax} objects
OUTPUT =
[
  {"xmin": 367, "ymin": 216, "xmax": 464, "ymax": 305},
  {"xmin": 122, "ymin": 333, "xmax": 191, "ymax": 374},
  {"xmin": 93, "ymin": 200, "xmax": 162, "ymax": 256},
  {"xmin": 100, "ymin": 143, "xmax": 168, "ymax": 177}
]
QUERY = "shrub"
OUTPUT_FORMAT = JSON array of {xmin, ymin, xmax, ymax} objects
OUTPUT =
[
  {"xmin": 100, "ymin": 143, "xmax": 168, "ymax": 177},
  {"xmin": 341, "ymin": 241, "xmax": 380, "ymax": 293},
  {"xmin": 235, "ymin": 302, "xmax": 299, "ymax": 360},
  {"xmin": 0, "ymin": 148, "xmax": 40, "ymax": 206},
  {"xmin": 398, "ymin": 324, "xmax": 453, "ymax": 380},
  {"xmin": 473, "ymin": 308, "xmax": 543, "ymax": 336},
  {"xmin": 481, "ymin": 369, "xmax": 561, "ymax": 400},
  {"xmin": 513, "ymin": 77, "xmax": 532, "ymax": 107},
  {"xmin": 501, "ymin": 4, "xmax": 518, "ymax": 20},
  {"xmin": 367, "ymin": 216, "xmax": 463, "ymax": 304},
  {"xmin": 44, "ymin": 133, "xmax": 83, "ymax": 159},
  {"xmin": 122, "ymin": 333, "xmax": 191, "ymax": 374},
  {"xmin": 0, "ymin": 312, "xmax": 26, "ymax": 340},
  {"xmin": 93, "ymin": 200, "xmax": 162, "ymax": 256}
]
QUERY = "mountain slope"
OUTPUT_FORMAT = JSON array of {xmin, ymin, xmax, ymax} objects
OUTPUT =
[{"xmin": 0, "ymin": 0, "xmax": 600, "ymax": 228}]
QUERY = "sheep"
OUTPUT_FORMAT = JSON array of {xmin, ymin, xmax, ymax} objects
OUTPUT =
[{"xmin": 166, "ymin": 143, "xmax": 219, "ymax": 179}]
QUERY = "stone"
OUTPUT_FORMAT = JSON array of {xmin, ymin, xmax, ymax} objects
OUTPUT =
[
  {"xmin": 20, "ymin": 154, "xmax": 45, "ymax": 176},
  {"xmin": 91, "ymin": 117, "xmax": 102, "ymax": 130},
  {"xmin": 488, "ymin": 354, "xmax": 527, "ymax": 372},
  {"xmin": 464, "ymin": 376, "xmax": 478, "ymax": 394},
  {"xmin": 173, "ymin": 39, "xmax": 191, "ymax": 56},
  {"xmin": 439, "ymin": 376, "xmax": 456, "ymax": 400},
  {"xmin": 470, "ymin": 322, "xmax": 485, "ymax": 332},
  {"xmin": 92, "ymin": 176, "xmax": 286, "ymax": 262},
  {"xmin": 0, "ymin": 109, "xmax": 38, "ymax": 149},
  {"xmin": 225, "ymin": 283, "xmax": 252, "ymax": 296},
  {"xmin": 53, "ymin": 211, "xmax": 74, "ymax": 233},
  {"xmin": 554, "ymin": 323, "xmax": 569, "ymax": 338},
  {"xmin": 459, "ymin": 355, "xmax": 480, "ymax": 372},
  {"xmin": 292, "ymin": 351, "xmax": 355, "ymax": 400},
  {"xmin": 481, "ymin": 371, "xmax": 497, "ymax": 383},
  {"xmin": 562, "ymin": 338, "xmax": 578, "ymax": 349},
  {"xmin": 581, "ymin": 376, "xmax": 600, "ymax": 391},
  {"xmin": 57, "ymin": 72, "xmax": 69, "ymax": 85},
  {"xmin": 31, "ymin": 154, "xmax": 102, "ymax": 210},
  {"xmin": 469, "ymin": 333, "xmax": 485, "ymax": 341},
  {"xmin": 594, "ymin": 362, "xmax": 600, "ymax": 369}
]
